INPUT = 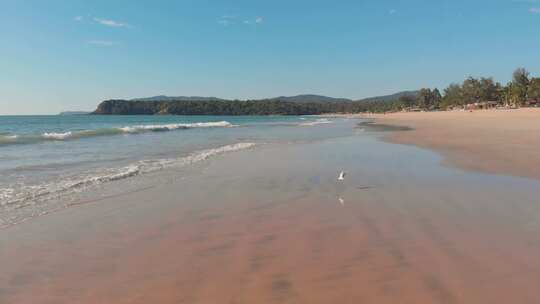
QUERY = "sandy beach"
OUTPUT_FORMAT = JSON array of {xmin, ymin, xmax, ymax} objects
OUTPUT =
[
  {"xmin": 2, "ymin": 124, "xmax": 540, "ymax": 303},
  {"xmin": 365, "ymin": 108, "xmax": 540, "ymax": 180},
  {"xmin": 4, "ymin": 1, "xmax": 540, "ymax": 302}
]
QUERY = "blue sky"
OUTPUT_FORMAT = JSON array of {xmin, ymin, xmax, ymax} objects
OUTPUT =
[{"xmin": 1, "ymin": 0, "xmax": 539, "ymax": 114}]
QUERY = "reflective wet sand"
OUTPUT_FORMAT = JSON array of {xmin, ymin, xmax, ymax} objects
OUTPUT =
[{"xmin": 2, "ymin": 134, "xmax": 540, "ymax": 303}]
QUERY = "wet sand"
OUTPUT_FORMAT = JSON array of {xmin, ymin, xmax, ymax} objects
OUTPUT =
[
  {"xmin": 366, "ymin": 108, "xmax": 540, "ymax": 180},
  {"xmin": 2, "ymin": 132, "xmax": 540, "ymax": 303}
]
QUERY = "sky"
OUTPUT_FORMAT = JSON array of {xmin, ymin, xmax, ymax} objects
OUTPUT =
[{"xmin": 1, "ymin": 0, "xmax": 539, "ymax": 114}]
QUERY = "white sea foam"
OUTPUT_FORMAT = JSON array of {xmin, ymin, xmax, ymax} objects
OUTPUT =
[
  {"xmin": 119, "ymin": 121, "xmax": 233, "ymax": 133},
  {"xmin": 299, "ymin": 118, "xmax": 333, "ymax": 126},
  {"xmin": 0, "ymin": 188, "xmax": 15, "ymax": 206},
  {"xmin": 42, "ymin": 131, "xmax": 73, "ymax": 140},
  {"xmin": 0, "ymin": 142, "xmax": 257, "ymax": 222}
]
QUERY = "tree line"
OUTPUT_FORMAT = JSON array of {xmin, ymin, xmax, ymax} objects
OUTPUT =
[
  {"xmin": 391, "ymin": 68, "xmax": 540, "ymax": 112},
  {"xmin": 93, "ymin": 99, "xmax": 356, "ymax": 115},
  {"xmin": 93, "ymin": 68, "xmax": 540, "ymax": 115}
]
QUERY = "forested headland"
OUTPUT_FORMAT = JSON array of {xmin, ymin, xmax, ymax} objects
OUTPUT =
[{"xmin": 93, "ymin": 68, "xmax": 540, "ymax": 115}]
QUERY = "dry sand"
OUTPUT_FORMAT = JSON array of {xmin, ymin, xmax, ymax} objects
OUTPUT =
[{"xmin": 366, "ymin": 108, "xmax": 540, "ymax": 180}]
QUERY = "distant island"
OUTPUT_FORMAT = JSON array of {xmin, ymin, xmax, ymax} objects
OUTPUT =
[{"xmin": 59, "ymin": 111, "xmax": 91, "ymax": 115}]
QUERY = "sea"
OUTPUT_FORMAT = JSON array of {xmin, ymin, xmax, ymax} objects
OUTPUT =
[{"xmin": 0, "ymin": 114, "xmax": 356, "ymax": 228}]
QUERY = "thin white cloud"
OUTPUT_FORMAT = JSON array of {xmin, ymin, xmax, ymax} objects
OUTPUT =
[
  {"xmin": 529, "ymin": 7, "xmax": 540, "ymax": 13},
  {"xmin": 93, "ymin": 17, "xmax": 131, "ymax": 28},
  {"xmin": 218, "ymin": 15, "xmax": 236, "ymax": 26},
  {"xmin": 219, "ymin": 15, "xmax": 237, "ymax": 25},
  {"xmin": 87, "ymin": 40, "xmax": 118, "ymax": 46},
  {"xmin": 219, "ymin": 15, "xmax": 263, "ymax": 26},
  {"xmin": 74, "ymin": 16, "xmax": 83, "ymax": 22},
  {"xmin": 218, "ymin": 19, "xmax": 232, "ymax": 26}
]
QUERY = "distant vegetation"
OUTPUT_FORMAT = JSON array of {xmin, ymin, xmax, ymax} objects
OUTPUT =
[
  {"xmin": 93, "ymin": 68, "xmax": 540, "ymax": 115},
  {"xmin": 94, "ymin": 99, "xmax": 355, "ymax": 115},
  {"xmin": 93, "ymin": 93, "xmax": 414, "ymax": 115},
  {"xmin": 389, "ymin": 68, "xmax": 540, "ymax": 112}
]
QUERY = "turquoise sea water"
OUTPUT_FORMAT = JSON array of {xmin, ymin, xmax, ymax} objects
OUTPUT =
[{"xmin": 0, "ymin": 115, "xmax": 354, "ymax": 227}]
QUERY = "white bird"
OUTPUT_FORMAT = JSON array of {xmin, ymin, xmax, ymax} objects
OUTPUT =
[
  {"xmin": 338, "ymin": 171, "xmax": 346, "ymax": 181},
  {"xmin": 338, "ymin": 197, "xmax": 345, "ymax": 206}
]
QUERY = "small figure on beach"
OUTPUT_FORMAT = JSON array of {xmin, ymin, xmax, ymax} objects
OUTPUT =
[{"xmin": 338, "ymin": 171, "xmax": 346, "ymax": 181}]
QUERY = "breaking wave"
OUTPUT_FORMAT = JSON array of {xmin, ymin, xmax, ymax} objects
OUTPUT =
[
  {"xmin": 0, "ymin": 121, "xmax": 234, "ymax": 146},
  {"xmin": 299, "ymin": 118, "xmax": 333, "ymax": 126},
  {"xmin": 0, "ymin": 142, "xmax": 257, "ymax": 227}
]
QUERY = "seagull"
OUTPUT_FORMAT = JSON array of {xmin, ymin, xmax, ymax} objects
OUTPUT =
[
  {"xmin": 338, "ymin": 197, "xmax": 345, "ymax": 206},
  {"xmin": 338, "ymin": 171, "xmax": 346, "ymax": 181}
]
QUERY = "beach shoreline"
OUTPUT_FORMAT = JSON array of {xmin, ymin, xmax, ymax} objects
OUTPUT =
[
  {"xmin": 363, "ymin": 108, "xmax": 540, "ymax": 180},
  {"xmin": 2, "ymin": 124, "xmax": 540, "ymax": 303}
]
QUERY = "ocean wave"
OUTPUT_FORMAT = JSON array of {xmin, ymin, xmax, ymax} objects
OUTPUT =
[
  {"xmin": 0, "ymin": 121, "xmax": 233, "ymax": 146},
  {"xmin": 0, "ymin": 142, "xmax": 257, "ymax": 212},
  {"xmin": 299, "ymin": 118, "xmax": 333, "ymax": 126},
  {"xmin": 119, "ymin": 121, "xmax": 233, "ymax": 133},
  {"xmin": 0, "ymin": 134, "xmax": 19, "ymax": 144},
  {"xmin": 42, "ymin": 132, "xmax": 73, "ymax": 140}
]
